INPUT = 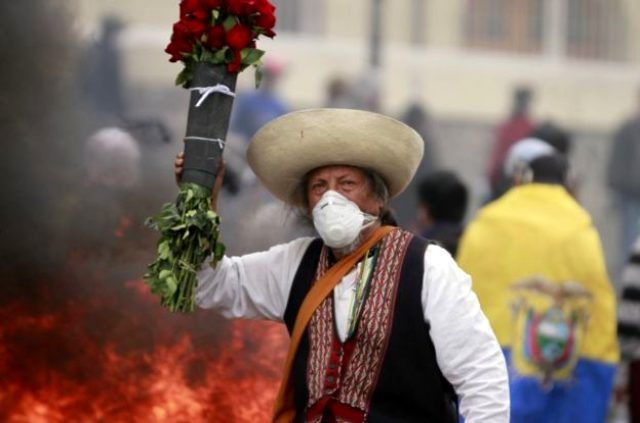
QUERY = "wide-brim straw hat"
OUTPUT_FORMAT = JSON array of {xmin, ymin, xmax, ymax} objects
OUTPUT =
[{"xmin": 247, "ymin": 108, "xmax": 424, "ymax": 204}]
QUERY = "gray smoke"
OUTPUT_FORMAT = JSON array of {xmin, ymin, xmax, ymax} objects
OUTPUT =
[{"xmin": 0, "ymin": 1, "xmax": 91, "ymax": 278}]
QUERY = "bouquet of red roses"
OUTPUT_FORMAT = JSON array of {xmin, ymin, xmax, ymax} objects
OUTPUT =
[
  {"xmin": 166, "ymin": 0, "xmax": 276, "ymax": 85},
  {"xmin": 145, "ymin": 0, "xmax": 276, "ymax": 312}
]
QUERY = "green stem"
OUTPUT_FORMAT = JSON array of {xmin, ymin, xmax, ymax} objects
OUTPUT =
[{"xmin": 175, "ymin": 239, "xmax": 196, "ymax": 312}]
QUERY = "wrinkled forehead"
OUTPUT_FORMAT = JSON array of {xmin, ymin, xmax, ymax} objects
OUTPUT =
[{"xmin": 306, "ymin": 165, "xmax": 367, "ymax": 183}]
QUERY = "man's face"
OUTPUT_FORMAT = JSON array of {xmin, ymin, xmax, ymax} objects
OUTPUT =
[{"xmin": 306, "ymin": 165, "xmax": 383, "ymax": 216}]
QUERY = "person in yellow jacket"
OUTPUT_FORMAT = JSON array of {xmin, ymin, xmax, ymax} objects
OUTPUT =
[{"xmin": 457, "ymin": 139, "xmax": 619, "ymax": 422}]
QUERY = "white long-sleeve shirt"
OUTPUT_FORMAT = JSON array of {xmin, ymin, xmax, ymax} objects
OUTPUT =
[{"xmin": 196, "ymin": 237, "xmax": 509, "ymax": 422}]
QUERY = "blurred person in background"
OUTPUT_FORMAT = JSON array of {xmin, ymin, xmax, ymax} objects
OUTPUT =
[
  {"xmin": 617, "ymin": 236, "xmax": 640, "ymax": 422},
  {"xmin": 457, "ymin": 140, "xmax": 619, "ymax": 423},
  {"xmin": 390, "ymin": 101, "xmax": 437, "ymax": 226},
  {"xmin": 401, "ymin": 102, "xmax": 436, "ymax": 168},
  {"xmin": 607, "ymin": 89, "xmax": 640, "ymax": 257},
  {"xmin": 79, "ymin": 16, "xmax": 126, "ymax": 123},
  {"xmin": 230, "ymin": 58, "xmax": 289, "ymax": 142},
  {"xmin": 226, "ymin": 58, "xmax": 289, "ymax": 195},
  {"xmin": 531, "ymin": 121, "xmax": 576, "ymax": 196},
  {"xmin": 224, "ymin": 59, "xmax": 299, "ymax": 249},
  {"xmin": 84, "ymin": 127, "xmax": 140, "ymax": 190},
  {"xmin": 486, "ymin": 87, "xmax": 535, "ymax": 200},
  {"xmin": 489, "ymin": 122, "xmax": 574, "ymax": 200},
  {"xmin": 416, "ymin": 171, "xmax": 468, "ymax": 257},
  {"xmin": 324, "ymin": 76, "xmax": 357, "ymax": 109},
  {"xmin": 66, "ymin": 127, "xmax": 142, "ymax": 262},
  {"xmin": 350, "ymin": 72, "xmax": 381, "ymax": 112},
  {"xmin": 531, "ymin": 121, "xmax": 572, "ymax": 156}
]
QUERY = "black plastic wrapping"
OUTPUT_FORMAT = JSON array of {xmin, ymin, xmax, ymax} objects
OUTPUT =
[{"xmin": 182, "ymin": 62, "xmax": 238, "ymax": 190}]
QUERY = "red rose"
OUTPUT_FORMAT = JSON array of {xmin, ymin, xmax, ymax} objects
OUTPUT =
[
  {"xmin": 202, "ymin": 0, "xmax": 222, "ymax": 8},
  {"xmin": 254, "ymin": 12, "xmax": 275, "ymax": 30},
  {"xmin": 165, "ymin": 37, "xmax": 193, "ymax": 62},
  {"xmin": 166, "ymin": 45, "xmax": 181, "ymax": 62},
  {"xmin": 180, "ymin": 0, "xmax": 200, "ymax": 14},
  {"xmin": 173, "ymin": 20, "xmax": 191, "ymax": 39},
  {"xmin": 227, "ymin": 49, "xmax": 243, "ymax": 73},
  {"xmin": 206, "ymin": 25, "xmax": 226, "ymax": 49},
  {"xmin": 225, "ymin": 23, "xmax": 253, "ymax": 50},
  {"xmin": 182, "ymin": 16, "xmax": 207, "ymax": 38},
  {"xmin": 180, "ymin": 0, "xmax": 207, "ymax": 19},
  {"xmin": 253, "ymin": 0, "xmax": 276, "ymax": 36},
  {"xmin": 255, "ymin": 0, "xmax": 275, "ymax": 15},
  {"xmin": 227, "ymin": 0, "xmax": 255, "ymax": 16}
]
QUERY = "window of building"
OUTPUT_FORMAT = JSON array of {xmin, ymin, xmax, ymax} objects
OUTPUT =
[
  {"xmin": 464, "ymin": 0, "xmax": 629, "ymax": 62},
  {"xmin": 566, "ymin": 0, "xmax": 627, "ymax": 61},
  {"xmin": 272, "ymin": 0, "xmax": 325, "ymax": 35},
  {"xmin": 465, "ymin": 0, "xmax": 544, "ymax": 54}
]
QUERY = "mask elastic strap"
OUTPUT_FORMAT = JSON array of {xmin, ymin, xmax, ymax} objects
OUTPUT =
[{"xmin": 361, "ymin": 212, "xmax": 379, "ymax": 229}]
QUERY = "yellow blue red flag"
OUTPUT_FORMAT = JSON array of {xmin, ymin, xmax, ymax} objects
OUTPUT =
[{"xmin": 457, "ymin": 184, "xmax": 619, "ymax": 422}]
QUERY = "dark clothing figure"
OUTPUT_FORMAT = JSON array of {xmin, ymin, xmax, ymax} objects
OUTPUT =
[
  {"xmin": 607, "ymin": 114, "xmax": 640, "ymax": 255},
  {"xmin": 608, "ymin": 117, "xmax": 640, "ymax": 197},
  {"xmin": 79, "ymin": 17, "xmax": 125, "ymax": 119},
  {"xmin": 402, "ymin": 102, "xmax": 437, "ymax": 172},
  {"xmin": 391, "ymin": 102, "xmax": 436, "ymax": 226},
  {"xmin": 531, "ymin": 121, "xmax": 572, "ymax": 156},
  {"xmin": 416, "ymin": 171, "xmax": 468, "ymax": 257},
  {"xmin": 422, "ymin": 222, "xmax": 464, "ymax": 257}
]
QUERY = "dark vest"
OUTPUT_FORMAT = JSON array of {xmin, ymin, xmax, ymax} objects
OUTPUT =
[{"xmin": 283, "ymin": 230, "xmax": 458, "ymax": 422}]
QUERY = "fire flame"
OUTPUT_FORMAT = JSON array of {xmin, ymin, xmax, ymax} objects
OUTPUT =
[{"xmin": 1, "ymin": 276, "xmax": 287, "ymax": 422}]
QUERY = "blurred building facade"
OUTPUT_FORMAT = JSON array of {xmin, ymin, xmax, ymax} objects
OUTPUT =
[
  {"xmin": 73, "ymin": 0, "xmax": 640, "ymax": 269},
  {"xmin": 76, "ymin": 0, "xmax": 640, "ymax": 130}
]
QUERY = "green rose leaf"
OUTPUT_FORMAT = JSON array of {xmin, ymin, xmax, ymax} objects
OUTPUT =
[
  {"xmin": 144, "ymin": 183, "xmax": 224, "ymax": 312},
  {"xmin": 212, "ymin": 47, "xmax": 228, "ymax": 63},
  {"xmin": 214, "ymin": 242, "xmax": 225, "ymax": 259},
  {"xmin": 175, "ymin": 68, "xmax": 192, "ymax": 87},
  {"xmin": 241, "ymin": 48, "xmax": 265, "ymax": 65},
  {"xmin": 222, "ymin": 15, "xmax": 237, "ymax": 31},
  {"xmin": 165, "ymin": 276, "xmax": 178, "ymax": 296},
  {"xmin": 158, "ymin": 241, "xmax": 172, "ymax": 260}
]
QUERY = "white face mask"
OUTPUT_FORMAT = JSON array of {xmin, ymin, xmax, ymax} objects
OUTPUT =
[{"xmin": 311, "ymin": 190, "xmax": 377, "ymax": 249}]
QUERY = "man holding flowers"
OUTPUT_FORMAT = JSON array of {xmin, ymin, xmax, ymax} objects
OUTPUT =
[{"xmin": 175, "ymin": 108, "xmax": 510, "ymax": 422}]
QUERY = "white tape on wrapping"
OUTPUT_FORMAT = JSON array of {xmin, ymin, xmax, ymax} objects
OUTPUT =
[
  {"xmin": 189, "ymin": 84, "xmax": 236, "ymax": 107},
  {"xmin": 184, "ymin": 136, "xmax": 225, "ymax": 149}
]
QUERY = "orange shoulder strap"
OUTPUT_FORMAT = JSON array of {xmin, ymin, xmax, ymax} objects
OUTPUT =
[{"xmin": 272, "ymin": 225, "xmax": 395, "ymax": 423}]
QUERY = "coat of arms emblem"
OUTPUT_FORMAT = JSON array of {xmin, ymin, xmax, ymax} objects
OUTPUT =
[{"xmin": 510, "ymin": 276, "xmax": 592, "ymax": 385}]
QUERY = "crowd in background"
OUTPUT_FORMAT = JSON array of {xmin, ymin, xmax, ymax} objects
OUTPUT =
[{"xmin": 62, "ymin": 13, "xmax": 640, "ymax": 423}]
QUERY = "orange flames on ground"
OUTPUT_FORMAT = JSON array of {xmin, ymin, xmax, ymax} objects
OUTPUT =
[{"xmin": 0, "ymin": 276, "xmax": 288, "ymax": 422}]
